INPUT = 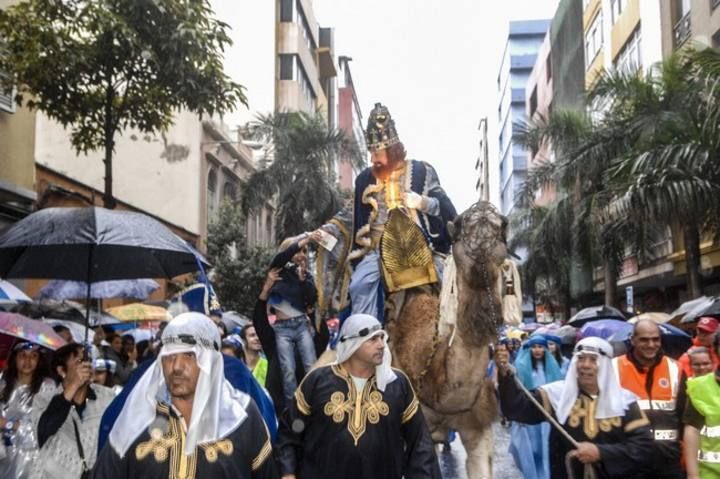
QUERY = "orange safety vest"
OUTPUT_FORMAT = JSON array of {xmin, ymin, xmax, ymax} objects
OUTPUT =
[{"xmin": 612, "ymin": 355, "xmax": 680, "ymax": 442}]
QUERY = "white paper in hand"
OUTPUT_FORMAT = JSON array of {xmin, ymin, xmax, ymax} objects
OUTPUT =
[{"xmin": 317, "ymin": 229, "xmax": 338, "ymax": 251}]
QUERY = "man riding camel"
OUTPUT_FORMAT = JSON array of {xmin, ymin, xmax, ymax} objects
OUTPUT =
[{"xmin": 317, "ymin": 103, "xmax": 457, "ymax": 320}]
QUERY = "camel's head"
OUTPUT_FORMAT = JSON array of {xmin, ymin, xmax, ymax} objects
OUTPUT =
[{"xmin": 447, "ymin": 201, "xmax": 508, "ymax": 280}]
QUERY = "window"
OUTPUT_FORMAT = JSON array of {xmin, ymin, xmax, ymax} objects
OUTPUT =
[
  {"xmin": 280, "ymin": 0, "xmax": 294, "ymax": 22},
  {"xmin": 610, "ymin": 0, "xmax": 625, "ymax": 24},
  {"xmin": 676, "ymin": 0, "xmax": 691, "ymax": 19},
  {"xmin": 279, "ymin": 54, "xmax": 294, "ymax": 80},
  {"xmin": 207, "ymin": 169, "xmax": 218, "ymax": 220},
  {"xmin": 266, "ymin": 211, "xmax": 273, "ymax": 244},
  {"xmin": 529, "ymin": 87, "xmax": 538, "ymax": 118},
  {"xmin": 614, "ymin": 27, "xmax": 642, "ymax": 73},
  {"xmin": 296, "ymin": 1, "xmax": 317, "ymax": 52},
  {"xmin": 585, "ymin": 12, "xmax": 604, "ymax": 69},
  {"xmin": 296, "ymin": 57, "xmax": 316, "ymax": 111},
  {"xmin": 546, "ymin": 54, "xmax": 552, "ymax": 82},
  {"xmin": 223, "ymin": 181, "xmax": 237, "ymax": 203},
  {"xmin": 0, "ymin": 69, "xmax": 15, "ymax": 113}
]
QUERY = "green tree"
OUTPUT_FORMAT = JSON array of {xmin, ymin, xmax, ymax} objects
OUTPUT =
[
  {"xmin": 598, "ymin": 48, "xmax": 720, "ymax": 299},
  {"xmin": 207, "ymin": 201, "xmax": 273, "ymax": 317},
  {"xmin": 242, "ymin": 111, "xmax": 363, "ymax": 241},
  {"xmin": 514, "ymin": 106, "xmax": 657, "ymax": 310},
  {"xmin": 0, "ymin": 0, "xmax": 245, "ymax": 208}
]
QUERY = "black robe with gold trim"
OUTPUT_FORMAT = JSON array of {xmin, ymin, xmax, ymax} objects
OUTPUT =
[
  {"xmin": 91, "ymin": 400, "xmax": 277, "ymax": 479},
  {"xmin": 498, "ymin": 372, "xmax": 654, "ymax": 479},
  {"xmin": 277, "ymin": 364, "xmax": 440, "ymax": 479}
]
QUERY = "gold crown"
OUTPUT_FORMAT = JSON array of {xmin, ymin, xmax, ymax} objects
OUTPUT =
[{"xmin": 366, "ymin": 103, "xmax": 400, "ymax": 151}]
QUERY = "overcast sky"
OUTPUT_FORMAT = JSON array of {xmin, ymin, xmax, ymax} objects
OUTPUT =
[{"xmin": 312, "ymin": 0, "xmax": 560, "ymax": 213}]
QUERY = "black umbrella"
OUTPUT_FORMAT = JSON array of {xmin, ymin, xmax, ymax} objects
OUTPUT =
[
  {"xmin": 680, "ymin": 296, "xmax": 720, "ymax": 324},
  {"xmin": 12, "ymin": 299, "xmax": 120, "ymax": 327},
  {"xmin": 0, "ymin": 207, "xmax": 209, "ymax": 343},
  {"xmin": 567, "ymin": 305, "xmax": 626, "ymax": 328}
]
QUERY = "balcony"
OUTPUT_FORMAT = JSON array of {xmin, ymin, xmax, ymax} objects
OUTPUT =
[{"xmin": 673, "ymin": 13, "xmax": 691, "ymax": 48}]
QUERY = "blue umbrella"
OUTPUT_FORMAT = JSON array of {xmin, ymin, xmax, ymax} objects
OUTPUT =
[
  {"xmin": 38, "ymin": 278, "xmax": 159, "ymax": 300},
  {"xmin": 579, "ymin": 319, "xmax": 632, "ymax": 340},
  {"xmin": 0, "ymin": 280, "xmax": 30, "ymax": 302}
]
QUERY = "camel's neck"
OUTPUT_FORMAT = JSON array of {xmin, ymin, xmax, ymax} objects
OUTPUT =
[{"xmin": 456, "ymin": 262, "xmax": 502, "ymax": 346}]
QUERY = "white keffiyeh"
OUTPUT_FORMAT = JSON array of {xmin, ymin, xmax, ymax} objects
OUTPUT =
[
  {"xmin": 109, "ymin": 313, "xmax": 250, "ymax": 457},
  {"xmin": 541, "ymin": 336, "xmax": 637, "ymax": 424},
  {"xmin": 335, "ymin": 314, "xmax": 397, "ymax": 391}
]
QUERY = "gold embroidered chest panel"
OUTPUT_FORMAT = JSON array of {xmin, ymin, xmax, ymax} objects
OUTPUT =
[
  {"xmin": 134, "ymin": 404, "xmax": 235, "ymax": 479},
  {"xmin": 321, "ymin": 365, "xmax": 390, "ymax": 446},
  {"xmin": 566, "ymin": 395, "xmax": 623, "ymax": 439}
]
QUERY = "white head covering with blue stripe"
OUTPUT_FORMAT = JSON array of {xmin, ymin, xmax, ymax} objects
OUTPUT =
[
  {"xmin": 109, "ymin": 313, "xmax": 250, "ymax": 457},
  {"xmin": 335, "ymin": 314, "xmax": 397, "ymax": 391}
]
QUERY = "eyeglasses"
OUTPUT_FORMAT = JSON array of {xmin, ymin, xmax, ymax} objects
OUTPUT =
[
  {"xmin": 339, "ymin": 324, "xmax": 383, "ymax": 343},
  {"xmin": 162, "ymin": 334, "xmax": 219, "ymax": 351}
]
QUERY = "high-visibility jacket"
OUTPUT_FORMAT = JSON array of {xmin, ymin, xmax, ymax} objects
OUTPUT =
[
  {"xmin": 612, "ymin": 354, "xmax": 680, "ymax": 443},
  {"xmin": 686, "ymin": 373, "xmax": 720, "ymax": 478}
]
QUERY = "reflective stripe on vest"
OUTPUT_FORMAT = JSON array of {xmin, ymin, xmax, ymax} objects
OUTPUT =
[
  {"xmin": 702, "ymin": 425, "xmax": 720, "ymax": 438},
  {"xmin": 654, "ymin": 429, "xmax": 678, "ymax": 441},
  {"xmin": 636, "ymin": 399, "xmax": 677, "ymax": 411},
  {"xmin": 698, "ymin": 450, "xmax": 720, "ymax": 463}
]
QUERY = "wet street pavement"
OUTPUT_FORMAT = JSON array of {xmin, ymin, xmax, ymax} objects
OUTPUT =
[{"xmin": 438, "ymin": 421, "xmax": 520, "ymax": 479}]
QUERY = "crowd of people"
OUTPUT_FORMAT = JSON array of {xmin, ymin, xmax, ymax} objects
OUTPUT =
[{"xmin": 493, "ymin": 316, "xmax": 720, "ymax": 479}]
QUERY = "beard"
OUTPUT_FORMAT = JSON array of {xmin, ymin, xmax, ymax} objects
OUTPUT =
[{"xmin": 371, "ymin": 156, "xmax": 403, "ymax": 180}]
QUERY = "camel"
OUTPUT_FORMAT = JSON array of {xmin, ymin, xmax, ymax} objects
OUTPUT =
[
  {"xmin": 316, "ymin": 201, "xmax": 507, "ymax": 478},
  {"xmin": 385, "ymin": 201, "xmax": 506, "ymax": 478}
]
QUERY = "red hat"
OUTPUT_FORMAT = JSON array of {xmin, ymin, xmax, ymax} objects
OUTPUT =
[{"xmin": 697, "ymin": 317, "xmax": 719, "ymax": 333}]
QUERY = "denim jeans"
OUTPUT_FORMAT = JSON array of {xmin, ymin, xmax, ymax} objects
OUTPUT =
[
  {"xmin": 273, "ymin": 315, "xmax": 317, "ymax": 405},
  {"xmin": 349, "ymin": 250, "xmax": 446, "ymax": 317}
]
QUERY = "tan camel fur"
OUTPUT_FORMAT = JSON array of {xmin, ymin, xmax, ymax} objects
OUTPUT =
[
  {"xmin": 386, "ymin": 202, "xmax": 506, "ymax": 479},
  {"xmin": 315, "ymin": 202, "xmax": 507, "ymax": 478}
]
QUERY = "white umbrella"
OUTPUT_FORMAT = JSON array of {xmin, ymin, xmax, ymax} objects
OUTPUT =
[
  {"xmin": 42, "ymin": 318, "xmax": 95, "ymax": 343},
  {"xmin": 0, "ymin": 279, "xmax": 31, "ymax": 303}
]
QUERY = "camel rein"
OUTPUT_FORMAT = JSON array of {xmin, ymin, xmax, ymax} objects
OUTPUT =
[{"xmin": 512, "ymin": 373, "xmax": 598, "ymax": 479}]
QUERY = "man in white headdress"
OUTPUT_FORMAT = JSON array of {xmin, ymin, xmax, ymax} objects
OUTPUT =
[
  {"xmin": 92, "ymin": 312, "xmax": 277, "ymax": 478},
  {"xmin": 496, "ymin": 336, "xmax": 654, "ymax": 479},
  {"xmin": 277, "ymin": 313, "xmax": 440, "ymax": 479}
]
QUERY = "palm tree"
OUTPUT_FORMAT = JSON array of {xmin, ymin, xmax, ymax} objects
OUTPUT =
[
  {"xmin": 509, "ymin": 197, "xmax": 575, "ymax": 320},
  {"xmin": 241, "ymin": 111, "xmax": 364, "ymax": 241},
  {"xmin": 599, "ymin": 48, "xmax": 720, "ymax": 298},
  {"xmin": 513, "ymin": 104, "xmax": 659, "ymax": 309}
]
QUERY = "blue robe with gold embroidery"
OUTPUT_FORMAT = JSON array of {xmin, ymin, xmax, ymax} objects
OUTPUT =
[
  {"xmin": 91, "ymin": 400, "xmax": 277, "ymax": 479},
  {"xmin": 277, "ymin": 364, "xmax": 440, "ymax": 479}
]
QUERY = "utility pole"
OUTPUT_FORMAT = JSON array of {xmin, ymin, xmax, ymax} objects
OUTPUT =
[{"xmin": 476, "ymin": 117, "xmax": 490, "ymax": 202}]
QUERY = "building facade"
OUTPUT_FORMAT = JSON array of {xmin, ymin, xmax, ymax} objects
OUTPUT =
[
  {"xmin": 580, "ymin": 0, "xmax": 720, "ymax": 311},
  {"xmin": 336, "ymin": 56, "xmax": 367, "ymax": 192},
  {"xmin": 0, "ymin": 0, "xmax": 36, "ymax": 228},
  {"xmin": 497, "ymin": 20, "xmax": 552, "ymax": 216},
  {"xmin": 213, "ymin": 0, "xmax": 338, "ymax": 130}
]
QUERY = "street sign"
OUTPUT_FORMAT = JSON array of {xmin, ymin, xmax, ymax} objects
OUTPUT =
[{"xmin": 626, "ymin": 286, "xmax": 634, "ymax": 312}]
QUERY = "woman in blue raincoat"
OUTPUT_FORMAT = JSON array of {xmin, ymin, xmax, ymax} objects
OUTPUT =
[{"xmin": 508, "ymin": 335, "xmax": 562, "ymax": 479}]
